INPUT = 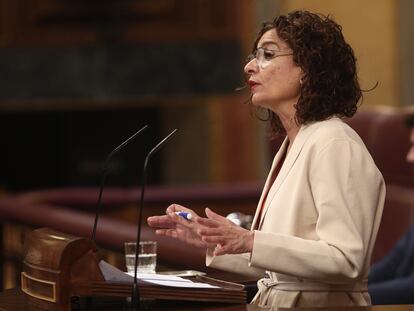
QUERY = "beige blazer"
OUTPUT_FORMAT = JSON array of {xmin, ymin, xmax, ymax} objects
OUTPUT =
[{"xmin": 206, "ymin": 118, "xmax": 386, "ymax": 308}]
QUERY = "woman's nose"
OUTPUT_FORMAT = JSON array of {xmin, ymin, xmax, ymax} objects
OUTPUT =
[{"xmin": 244, "ymin": 59, "xmax": 258, "ymax": 75}]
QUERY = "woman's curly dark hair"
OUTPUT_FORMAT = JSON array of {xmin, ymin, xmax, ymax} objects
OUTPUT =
[{"xmin": 251, "ymin": 10, "xmax": 362, "ymax": 135}]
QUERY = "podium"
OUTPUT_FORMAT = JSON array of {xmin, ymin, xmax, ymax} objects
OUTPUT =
[
  {"xmin": 21, "ymin": 228, "xmax": 246, "ymax": 310},
  {"xmin": 21, "ymin": 228, "xmax": 105, "ymax": 310}
]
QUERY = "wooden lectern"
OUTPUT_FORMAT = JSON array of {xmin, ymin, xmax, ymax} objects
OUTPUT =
[
  {"xmin": 21, "ymin": 228, "xmax": 246, "ymax": 310},
  {"xmin": 21, "ymin": 228, "xmax": 105, "ymax": 310}
]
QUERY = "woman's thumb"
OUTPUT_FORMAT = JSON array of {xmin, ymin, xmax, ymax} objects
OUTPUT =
[{"xmin": 205, "ymin": 207, "xmax": 226, "ymax": 221}]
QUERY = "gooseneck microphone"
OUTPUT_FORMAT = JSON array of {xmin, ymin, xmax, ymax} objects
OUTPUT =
[
  {"xmin": 131, "ymin": 129, "xmax": 178, "ymax": 309},
  {"xmin": 91, "ymin": 125, "xmax": 149, "ymax": 242}
]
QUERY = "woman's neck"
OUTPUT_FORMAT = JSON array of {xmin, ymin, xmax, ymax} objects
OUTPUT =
[
  {"xmin": 283, "ymin": 120, "xmax": 300, "ymax": 153},
  {"xmin": 274, "ymin": 103, "xmax": 300, "ymax": 149}
]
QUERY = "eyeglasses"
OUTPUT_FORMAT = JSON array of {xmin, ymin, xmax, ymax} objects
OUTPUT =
[{"xmin": 246, "ymin": 47, "xmax": 293, "ymax": 69}]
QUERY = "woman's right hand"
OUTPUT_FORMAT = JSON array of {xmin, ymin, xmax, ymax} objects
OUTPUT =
[{"xmin": 147, "ymin": 204, "xmax": 208, "ymax": 249}]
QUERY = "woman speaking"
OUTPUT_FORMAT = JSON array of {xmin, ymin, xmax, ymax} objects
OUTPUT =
[{"xmin": 148, "ymin": 10, "xmax": 385, "ymax": 308}]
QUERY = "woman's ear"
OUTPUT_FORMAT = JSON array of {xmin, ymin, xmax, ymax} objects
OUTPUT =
[{"xmin": 299, "ymin": 72, "xmax": 305, "ymax": 85}]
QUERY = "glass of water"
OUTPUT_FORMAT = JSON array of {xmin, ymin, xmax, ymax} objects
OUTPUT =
[{"xmin": 124, "ymin": 241, "xmax": 157, "ymax": 274}]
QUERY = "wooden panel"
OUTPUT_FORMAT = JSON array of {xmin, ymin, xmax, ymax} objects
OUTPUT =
[
  {"xmin": 279, "ymin": 0, "xmax": 400, "ymax": 107},
  {"xmin": 209, "ymin": 95, "xmax": 262, "ymax": 182},
  {"xmin": 0, "ymin": 0, "xmax": 245, "ymax": 46}
]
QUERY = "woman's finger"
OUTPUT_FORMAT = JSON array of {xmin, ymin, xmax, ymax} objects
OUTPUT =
[
  {"xmin": 196, "ymin": 216, "xmax": 221, "ymax": 228},
  {"xmin": 166, "ymin": 204, "xmax": 201, "ymax": 223},
  {"xmin": 205, "ymin": 208, "xmax": 228, "ymax": 222},
  {"xmin": 166, "ymin": 229, "xmax": 178, "ymax": 238},
  {"xmin": 155, "ymin": 229, "xmax": 169, "ymax": 236},
  {"xmin": 213, "ymin": 244, "xmax": 228, "ymax": 256},
  {"xmin": 147, "ymin": 215, "xmax": 176, "ymax": 228},
  {"xmin": 168, "ymin": 211, "xmax": 196, "ymax": 229},
  {"xmin": 159, "ymin": 228, "xmax": 178, "ymax": 238},
  {"xmin": 202, "ymin": 235, "xmax": 225, "ymax": 244},
  {"xmin": 166, "ymin": 204, "xmax": 195, "ymax": 215}
]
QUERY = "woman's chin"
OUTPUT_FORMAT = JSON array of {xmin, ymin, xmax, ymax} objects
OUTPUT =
[
  {"xmin": 251, "ymin": 96, "xmax": 269, "ymax": 109},
  {"xmin": 250, "ymin": 95, "xmax": 261, "ymax": 106}
]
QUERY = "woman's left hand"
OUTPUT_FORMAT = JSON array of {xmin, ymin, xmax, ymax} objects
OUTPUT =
[{"xmin": 196, "ymin": 207, "xmax": 254, "ymax": 256}]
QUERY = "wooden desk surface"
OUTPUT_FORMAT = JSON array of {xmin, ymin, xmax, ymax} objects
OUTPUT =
[{"xmin": 1, "ymin": 288, "xmax": 414, "ymax": 311}]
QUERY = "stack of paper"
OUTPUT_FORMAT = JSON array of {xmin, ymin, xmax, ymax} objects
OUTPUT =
[
  {"xmin": 126, "ymin": 272, "xmax": 219, "ymax": 289},
  {"xmin": 94, "ymin": 260, "xmax": 246, "ymax": 304}
]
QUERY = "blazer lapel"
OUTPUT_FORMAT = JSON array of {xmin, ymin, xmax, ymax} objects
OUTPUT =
[
  {"xmin": 258, "ymin": 122, "xmax": 320, "ymax": 229},
  {"xmin": 250, "ymin": 137, "xmax": 289, "ymax": 230}
]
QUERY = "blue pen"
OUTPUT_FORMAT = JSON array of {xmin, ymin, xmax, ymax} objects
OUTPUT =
[{"xmin": 175, "ymin": 211, "xmax": 192, "ymax": 221}]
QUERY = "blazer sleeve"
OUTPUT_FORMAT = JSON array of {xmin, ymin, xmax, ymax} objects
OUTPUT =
[
  {"xmin": 249, "ymin": 139, "xmax": 385, "ymax": 282},
  {"xmin": 206, "ymin": 248, "xmax": 265, "ymax": 278}
]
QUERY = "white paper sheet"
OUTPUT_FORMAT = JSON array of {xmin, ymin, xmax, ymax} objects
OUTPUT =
[
  {"xmin": 126, "ymin": 271, "xmax": 219, "ymax": 288},
  {"xmin": 126, "ymin": 272, "xmax": 192, "ymax": 282},
  {"xmin": 100, "ymin": 260, "xmax": 219, "ymax": 289}
]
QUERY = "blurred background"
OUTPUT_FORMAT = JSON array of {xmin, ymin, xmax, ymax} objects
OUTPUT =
[{"xmin": 1, "ymin": 0, "xmax": 412, "ymax": 192}]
